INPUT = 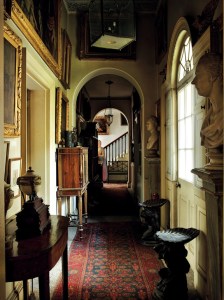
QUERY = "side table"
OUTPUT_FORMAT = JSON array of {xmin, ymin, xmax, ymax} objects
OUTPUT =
[
  {"xmin": 139, "ymin": 198, "xmax": 168, "ymax": 245},
  {"xmin": 57, "ymin": 183, "xmax": 88, "ymax": 239},
  {"xmin": 5, "ymin": 215, "xmax": 69, "ymax": 300}
]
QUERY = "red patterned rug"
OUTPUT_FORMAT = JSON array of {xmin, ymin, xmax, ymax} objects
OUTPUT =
[{"xmin": 52, "ymin": 222, "xmax": 163, "ymax": 300}]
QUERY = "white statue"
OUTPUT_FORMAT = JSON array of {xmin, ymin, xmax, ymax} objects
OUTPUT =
[
  {"xmin": 192, "ymin": 52, "xmax": 223, "ymax": 169},
  {"xmin": 192, "ymin": 52, "xmax": 223, "ymax": 150},
  {"xmin": 146, "ymin": 116, "xmax": 159, "ymax": 157}
]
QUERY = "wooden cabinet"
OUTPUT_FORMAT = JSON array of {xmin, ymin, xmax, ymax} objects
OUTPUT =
[
  {"xmin": 57, "ymin": 147, "xmax": 88, "ymax": 194},
  {"xmin": 56, "ymin": 147, "xmax": 89, "ymax": 239}
]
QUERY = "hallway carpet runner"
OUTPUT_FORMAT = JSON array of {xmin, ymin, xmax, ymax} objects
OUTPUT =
[
  {"xmin": 90, "ymin": 183, "xmax": 139, "ymax": 216},
  {"xmin": 52, "ymin": 222, "xmax": 163, "ymax": 300}
]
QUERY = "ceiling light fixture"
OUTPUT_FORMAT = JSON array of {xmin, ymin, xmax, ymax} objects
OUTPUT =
[
  {"xmin": 89, "ymin": 0, "xmax": 136, "ymax": 50},
  {"xmin": 104, "ymin": 80, "xmax": 113, "ymax": 126}
]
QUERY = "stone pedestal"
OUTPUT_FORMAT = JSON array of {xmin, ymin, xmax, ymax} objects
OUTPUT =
[
  {"xmin": 145, "ymin": 157, "xmax": 160, "ymax": 197},
  {"xmin": 191, "ymin": 168, "xmax": 223, "ymax": 300}
]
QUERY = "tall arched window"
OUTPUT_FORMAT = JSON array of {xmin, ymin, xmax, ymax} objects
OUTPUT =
[{"xmin": 177, "ymin": 36, "xmax": 195, "ymax": 183}]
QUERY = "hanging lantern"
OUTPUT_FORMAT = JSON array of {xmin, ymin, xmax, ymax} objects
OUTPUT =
[
  {"xmin": 104, "ymin": 80, "xmax": 113, "ymax": 126},
  {"xmin": 89, "ymin": 0, "xmax": 136, "ymax": 50}
]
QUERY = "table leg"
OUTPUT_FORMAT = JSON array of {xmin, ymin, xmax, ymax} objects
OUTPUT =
[
  {"xmin": 39, "ymin": 272, "xmax": 50, "ymax": 300},
  {"xmin": 57, "ymin": 193, "xmax": 62, "ymax": 215},
  {"xmin": 23, "ymin": 280, "xmax": 28, "ymax": 300},
  {"xmin": 62, "ymin": 244, "xmax": 68, "ymax": 299},
  {"xmin": 66, "ymin": 196, "xmax": 70, "ymax": 215},
  {"xmin": 78, "ymin": 195, "xmax": 83, "ymax": 240},
  {"xmin": 84, "ymin": 190, "xmax": 88, "ymax": 225}
]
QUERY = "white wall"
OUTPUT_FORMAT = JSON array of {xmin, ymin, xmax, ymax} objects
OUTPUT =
[{"xmin": 95, "ymin": 109, "xmax": 128, "ymax": 148}]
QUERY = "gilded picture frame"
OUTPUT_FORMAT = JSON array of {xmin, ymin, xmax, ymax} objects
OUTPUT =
[
  {"xmin": 60, "ymin": 29, "xmax": 72, "ymax": 90},
  {"xmin": 11, "ymin": 0, "xmax": 61, "ymax": 77},
  {"xmin": 55, "ymin": 87, "xmax": 69, "ymax": 144},
  {"xmin": 4, "ymin": 23, "xmax": 22, "ymax": 137},
  {"xmin": 94, "ymin": 116, "xmax": 109, "ymax": 135},
  {"xmin": 9, "ymin": 157, "xmax": 22, "ymax": 198}
]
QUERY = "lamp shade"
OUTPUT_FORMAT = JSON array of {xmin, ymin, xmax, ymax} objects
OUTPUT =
[{"xmin": 89, "ymin": 0, "xmax": 136, "ymax": 50}]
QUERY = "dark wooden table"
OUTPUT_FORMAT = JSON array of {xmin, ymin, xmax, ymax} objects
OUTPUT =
[{"xmin": 5, "ymin": 215, "xmax": 69, "ymax": 300}]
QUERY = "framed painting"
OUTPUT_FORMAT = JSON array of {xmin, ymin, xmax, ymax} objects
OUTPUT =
[
  {"xmin": 94, "ymin": 116, "xmax": 109, "ymax": 135},
  {"xmin": 155, "ymin": 0, "xmax": 167, "ymax": 64},
  {"xmin": 55, "ymin": 87, "xmax": 69, "ymax": 144},
  {"xmin": 60, "ymin": 29, "xmax": 72, "ymax": 89},
  {"xmin": 4, "ymin": 141, "xmax": 10, "ymax": 182},
  {"xmin": 78, "ymin": 13, "xmax": 136, "ymax": 60},
  {"xmin": 11, "ymin": 0, "xmax": 61, "ymax": 77},
  {"xmin": 9, "ymin": 157, "xmax": 22, "ymax": 198},
  {"xmin": 4, "ymin": 23, "xmax": 22, "ymax": 137}
]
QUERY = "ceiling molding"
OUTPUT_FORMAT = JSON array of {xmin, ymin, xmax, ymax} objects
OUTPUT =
[{"xmin": 63, "ymin": 0, "xmax": 159, "ymax": 14}]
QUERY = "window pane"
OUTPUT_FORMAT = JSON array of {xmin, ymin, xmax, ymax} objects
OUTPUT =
[
  {"xmin": 178, "ymin": 119, "xmax": 185, "ymax": 148},
  {"xmin": 185, "ymin": 84, "xmax": 192, "ymax": 116},
  {"xmin": 177, "ymin": 36, "xmax": 195, "ymax": 183},
  {"xmin": 178, "ymin": 150, "xmax": 185, "ymax": 179},
  {"xmin": 185, "ymin": 150, "xmax": 194, "ymax": 182},
  {"xmin": 178, "ymin": 89, "xmax": 185, "ymax": 119},
  {"xmin": 185, "ymin": 116, "xmax": 193, "ymax": 148},
  {"xmin": 178, "ymin": 37, "xmax": 193, "ymax": 82}
]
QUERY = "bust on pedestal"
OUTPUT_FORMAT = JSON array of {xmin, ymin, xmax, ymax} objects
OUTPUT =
[
  {"xmin": 191, "ymin": 52, "xmax": 223, "ymax": 300},
  {"xmin": 192, "ymin": 52, "xmax": 223, "ymax": 170},
  {"xmin": 146, "ymin": 116, "xmax": 159, "ymax": 158}
]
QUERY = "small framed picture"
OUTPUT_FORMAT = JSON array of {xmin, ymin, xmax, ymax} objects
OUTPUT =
[
  {"xmin": 9, "ymin": 157, "xmax": 22, "ymax": 198},
  {"xmin": 4, "ymin": 23, "xmax": 22, "ymax": 137},
  {"xmin": 94, "ymin": 116, "xmax": 109, "ymax": 135},
  {"xmin": 4, "ymin": 141, "xmax": 10, "ymax": 182},
  {"xmin": 55, "ymin": 87, "xmax": 69, "ymax": 144}
]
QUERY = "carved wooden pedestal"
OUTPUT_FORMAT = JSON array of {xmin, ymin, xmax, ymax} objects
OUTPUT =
[
  {"xmin": 153, "ymin": 228, "xmax": 200, "ymax": 300},
  {"xmin": 192, "ymin": 168, "xmax": 223, "ymax": 300}
]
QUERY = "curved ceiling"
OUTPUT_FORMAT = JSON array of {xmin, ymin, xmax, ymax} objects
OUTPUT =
[{"xmin": 84, "ymin": 74, "xmax": 134, "ymax": 100}]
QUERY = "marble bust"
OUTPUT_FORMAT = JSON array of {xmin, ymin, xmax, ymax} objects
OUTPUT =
[
  {"xmin": 146, "ymin": 116, "xmax": 159, "ymax": 157},
  {"xmin": 192, "ymin": 52, "xmax": 223, "ymax": 150}
]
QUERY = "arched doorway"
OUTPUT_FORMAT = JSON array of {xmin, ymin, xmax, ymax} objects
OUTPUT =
[
  {"xmin": 94, "ymin": 108, "xmax": 129, "ymax": 184},
  {"xmin": 74, "ymin": 71, "xmax": 143, "ymax": 198}
]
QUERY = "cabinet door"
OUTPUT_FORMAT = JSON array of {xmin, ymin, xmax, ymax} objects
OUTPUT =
[{"xmin": 58, "ymin": 149, "xmax": 81, "ymax": 189}]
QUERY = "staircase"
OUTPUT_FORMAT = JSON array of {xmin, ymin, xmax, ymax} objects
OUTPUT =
[{"xmin": 104, "ymin": 132, "xmax": 129, "ymax": 183}]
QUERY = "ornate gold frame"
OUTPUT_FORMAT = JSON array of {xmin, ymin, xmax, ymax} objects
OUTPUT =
[
  {"xmin": 4, "ymin": 23, "xmax": 22, "ymax": 137},
  {"xmin": 11, "ymin": 0, "xmax": 61, "ymax": 78},
  {"xmin": 55, "ymin": 87, "xmax": 69, "ymax": 144}
]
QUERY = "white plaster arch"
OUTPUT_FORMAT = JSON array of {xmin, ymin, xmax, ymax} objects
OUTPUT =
[{"xmin": 71, "ymin": 67, "xmax": 144, "ymax": 126}]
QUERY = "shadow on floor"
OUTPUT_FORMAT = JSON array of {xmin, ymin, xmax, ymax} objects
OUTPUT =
[{"xmin": 88, "ymin": 182, "xmax": 139, "ymax": 217}]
